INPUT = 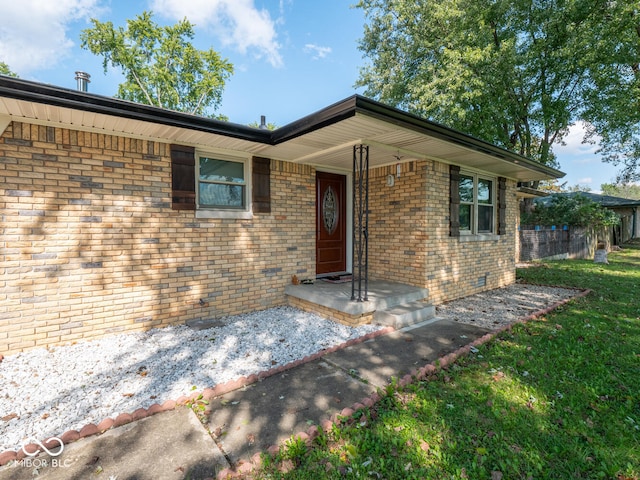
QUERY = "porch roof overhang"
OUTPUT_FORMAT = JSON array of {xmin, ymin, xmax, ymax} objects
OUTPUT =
[{"xmin": 0, "ymin": 76, "xmax": 564, "ymax": 182}]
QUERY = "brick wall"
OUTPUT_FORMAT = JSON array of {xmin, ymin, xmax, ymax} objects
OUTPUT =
[
  {"xmin": 0, "ymin": 122, "xmax": 315, "ymax": 355},
  {"xmin": 368, "ymin": 160, "xmax": 517, "ymax": 304},
  {"xmin": 1, "ymin": 120, "xmax": 522, "ymax": 354}
]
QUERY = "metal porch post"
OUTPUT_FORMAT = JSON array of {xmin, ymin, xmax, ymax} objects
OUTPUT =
[{"xmin": 352, "ymin": 145, "xmax": 369, "ymax": 302}]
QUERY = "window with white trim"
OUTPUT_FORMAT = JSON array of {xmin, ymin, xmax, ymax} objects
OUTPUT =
[
  {"xmin": 196, "ymin": 153, "xmax": 249, "ymax": 213},
  {"xmin": 458, "ymin": 172, "xmax": 495, "ymax": 234}
]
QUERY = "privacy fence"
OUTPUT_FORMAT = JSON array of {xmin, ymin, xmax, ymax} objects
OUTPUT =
[{"xmin": 518, "ymin": 225, "xmax": 604, "ymax": 262}]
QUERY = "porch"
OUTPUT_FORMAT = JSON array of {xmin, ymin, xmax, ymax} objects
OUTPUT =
[{"xmin": 285, "ymin": 279, "xmax": 436, "ymax": 329}]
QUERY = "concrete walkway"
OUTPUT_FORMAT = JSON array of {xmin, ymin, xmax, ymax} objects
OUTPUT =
[{"xmin": 0, "ymin": 318, "xmax": 491, "ymax": 480}]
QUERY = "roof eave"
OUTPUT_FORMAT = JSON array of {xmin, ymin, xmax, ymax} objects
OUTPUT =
[
  {"xmin": 0, "ymin": 76, "xmax": 272, "ymax": 144},
  {"xmin": 272, "ymin": 94, "xmax": 564, "ymax": 180},
  {"xmin": 352, "ymin": 96, "xmax": 564, "ymax": 180},
  {"xmin": 0, "ymin": 77, "xmax": 566, "ymax": 181}
]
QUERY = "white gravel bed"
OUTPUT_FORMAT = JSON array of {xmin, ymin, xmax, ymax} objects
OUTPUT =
[
  {"xmin": 0, "ymin": 306, "xmax": 382, "ymax": 453},
  {"xmin": 436, "ymin": 283, "xmax": 581, "ymax": 330},
  {"xmin": 1, "ymin": 284, "xmax": 582, "ymax": 454}
]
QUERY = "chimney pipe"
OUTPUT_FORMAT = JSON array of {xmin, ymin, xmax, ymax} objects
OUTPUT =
[
  {"xmin": 259, "ymin": 115, "xmax": 268, "ymax": 130},
  {"xmin": 75, "ymin": 71, "xmax": 91, "ymax": 92}
]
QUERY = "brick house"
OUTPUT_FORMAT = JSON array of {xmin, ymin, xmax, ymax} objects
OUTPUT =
[{"xmin": 0, "ymin": 77, "xmax": 563, "ymax": 355}]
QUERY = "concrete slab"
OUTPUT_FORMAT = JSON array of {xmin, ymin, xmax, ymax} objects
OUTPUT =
[
  {"xmin": 285, "ymin": 280, "xmax": 429, "ymax": 315},
  {"xmin": 0, "ymin": 408, "xmax": 226, "ymax": 480},
  {"xmin": 324, "ymin": 319, "xmax": 492, "ymax": 387},
  {"xmin": 205, "ymin": 359, "xmax": 375, "ymax": 465}
]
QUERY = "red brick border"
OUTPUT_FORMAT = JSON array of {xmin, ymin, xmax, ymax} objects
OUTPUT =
[
  {"xmin": 0, "ymin": 326, "xmax": 393, "ymax": 466},
  {"xmin": 214, "ymin": 288, "xmax": 591, "ymax": 479},
  {"xmin": 1, "ymin": 288, "xmax": 590, "ymax": 471}
]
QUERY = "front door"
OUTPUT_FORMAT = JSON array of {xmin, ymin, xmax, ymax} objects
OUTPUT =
[{"xmin": 316, "ymin": 172, "xmax": 347, "ymax": 275}]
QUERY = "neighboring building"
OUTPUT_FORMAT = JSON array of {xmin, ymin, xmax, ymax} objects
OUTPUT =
[
  {"xmin": 0, "ymin": 77, "xmax": 564, "ymax": 354},
  {"xmin": 536, "ymin": 192, "xmax": 640, "ymax": 245}
]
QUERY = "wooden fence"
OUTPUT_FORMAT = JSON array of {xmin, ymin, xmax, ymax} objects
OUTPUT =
[{"xmin": 518, "ymin": 225, "xmax": 603, "ymax": 262}]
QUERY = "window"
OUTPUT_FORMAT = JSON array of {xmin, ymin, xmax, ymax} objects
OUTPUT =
[
  {"xmin": 458, "ymin": 173, "xmax": 495, "ymax": 234},
  {"xmin": 170, "ymin": 146, "xmax": 270, "ymax": 217},
  {"xmin": 197, "ymin": 154, "xmax": 248, "ymax": 211}
]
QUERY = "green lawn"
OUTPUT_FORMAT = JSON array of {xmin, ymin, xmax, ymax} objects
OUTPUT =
[{"xmin": 254, "ymin": 243, "xmax": 640, "ymax": 479}]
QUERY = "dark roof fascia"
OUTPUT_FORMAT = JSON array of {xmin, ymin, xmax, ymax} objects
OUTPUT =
[
  {"xmin": 352, "ymin": 96, "xmax": 565, "ymax": 179},
  {"xmin": 517, "ymin": 186, "xmax": 549, "ymax": 198},
  {"xmin": 0, "ymin": 77, "xmax": 566, "ymax": 180},
  {"xmin": 0, "ymin": 76, "xmax": 272, "ymax": 144},
  {"xmin": 270, "ymin": 95, "xmax": 360, "ymax": 143},
  {"xmin": 272, "ymin": 94, "xmax": 564, "ymax": 179}
]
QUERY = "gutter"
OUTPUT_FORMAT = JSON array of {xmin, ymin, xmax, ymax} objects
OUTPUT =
[
  {"xmin": 272, "ymin": 94, "xmax": 564, "ymax": 180},
  {"xmin": 0, "ymin": 76, "xmax": 565, "ymax": 180},
  {"xmin": 0, "ymin": 76, "xmax": 272, "ymax": 144},
  {"xmin": 351, "ymin": 96, "xmax": 565, "ymax": 179}
]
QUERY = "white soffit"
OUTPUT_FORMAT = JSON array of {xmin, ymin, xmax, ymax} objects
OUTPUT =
[
  {"xmin": 264, "ymin": 113, "xmax": 555, "ymax": 181},
  {"xmin": 0, "ymin": 94, "xmax": 557, "ymax": 181},
  {"xmin": 0, "ymin": 96, "xmax": 269, "ymax": 155}
]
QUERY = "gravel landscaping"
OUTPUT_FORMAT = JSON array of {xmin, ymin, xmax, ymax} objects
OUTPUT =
[
  {"xmin": 0, "ymin": 284, "xmax": 581, "ymax": 455},
  {"xmin": 438, "ymin": 283, "xmax": 580, "ymax": 330},
  {"xmin": 0, "ymin": 307, "xmax": 382, "ymax": 454}
]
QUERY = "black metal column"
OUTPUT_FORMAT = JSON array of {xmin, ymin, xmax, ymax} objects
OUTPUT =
[{"xmin": 352, "ymin": 145, "xmax": 369, "ymax": 302}]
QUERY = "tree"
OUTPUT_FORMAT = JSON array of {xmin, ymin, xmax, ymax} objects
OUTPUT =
[
  {"xmin": 247, "ymin": 120, "xmax": 278, "ymax": 130},
  {"xmin": 581, "ymin": 2, "xmax": 640, "ymax": 182},
  {"xmin": 566, "ymin": 184, "xmax": 592, "ymax": 193},
  {"xmin": 600, "ymin": 183, "xmax": 640, "ymax": 200},
  {"xmin": 522, "ymin": 194, "xmax": 619, "ymax": 228},
  {"xmin": 80, "ymin": 11, "xmax": 233, "ymax": 117},
  {"xmin": 355, "ymin": 0, "xmax": 639, "ymax": 175},
  {"xmin": 0, "ymin": 62, "xmax": 18, "ymax": 77}
]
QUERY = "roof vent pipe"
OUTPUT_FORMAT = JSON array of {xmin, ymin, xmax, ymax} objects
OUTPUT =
[
  {"xmin": 75, "ymin": 71, "xmax": 91, "ymax": 92},
  {"xmin": 259, "ymin": 115, "xmax": 268, "ymax": 130}
]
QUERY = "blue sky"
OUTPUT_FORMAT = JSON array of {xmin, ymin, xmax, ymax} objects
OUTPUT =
[{"xmin": 0, "ymin": 0, "xmax": 622, "ymax": 191}]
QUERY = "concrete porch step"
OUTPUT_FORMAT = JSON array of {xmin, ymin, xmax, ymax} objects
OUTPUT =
[{"xmin": 373, "ymin": 301, "xmax": 436, "ymax": 329}]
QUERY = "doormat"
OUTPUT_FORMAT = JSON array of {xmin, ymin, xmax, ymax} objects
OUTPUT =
[{"xmin": 322, "ymin": 274, "xmax": 353, "ymax": 284}]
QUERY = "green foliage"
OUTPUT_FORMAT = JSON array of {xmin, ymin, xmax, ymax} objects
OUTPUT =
[
  {"xmin": 247, "ymin": 120, "xmax": 278, "ymax": 130},
  {"xmin": 355, "ymin": 0, "xmax": 639, "ymax": 174},
  {"xmin": 579, "ymin": 1, "xmax": 640, "ymax": 182},
  {"xmin": 565, "ymin": 184, "xmax": 592, "ymax": 193},
  {"xmin": 80, "ymin": 11, "xmax": 233, "ymax": 117},
  {"xmin": 522, "ymin": 194, "xmax": 620, "ymax": 227},
  {"xmin": 0, "ymin": 61, "xmax": 18, "ymax": 77},
  {"xmin": 601, "ymin": 183, "xmax": 640, "ymax": 200}
]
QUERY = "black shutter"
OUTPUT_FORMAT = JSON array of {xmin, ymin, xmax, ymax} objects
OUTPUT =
[
  {"xmin": 252, "ymin": 157, "xmax": 271, "ymax": 213},
  {"xmin": 450, "ymin": 165, "xmax": 461, "ymax": 237},
  {"xmin": 171, "ymin": 145, "xmax": 196, "ymax": 210},
  {"xmin": 498, "ymin": 177, "xmax": 507, "ymax": 235}
]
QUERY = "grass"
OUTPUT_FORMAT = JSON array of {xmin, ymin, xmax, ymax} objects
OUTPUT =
[{"xmin": 251, "ymin": 243, "xmax": 640, "ymax": 479}]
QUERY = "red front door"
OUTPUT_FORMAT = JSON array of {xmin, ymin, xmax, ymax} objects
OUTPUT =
[{"xmin": 316, "ymin": 172, "xmax": 347, "ymax": 275}]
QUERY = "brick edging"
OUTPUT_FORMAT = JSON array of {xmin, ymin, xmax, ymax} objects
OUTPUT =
[
  {"xmin": 214, "ymin": 288, "xmax": 592, "ymax": 479},
  {"xmin": 1, "ymin": 287, "xmax": 590, "ymax": 470},
  {"xmin": 0, "ymin": 326, "xmax": 394, "ymax": 467}
]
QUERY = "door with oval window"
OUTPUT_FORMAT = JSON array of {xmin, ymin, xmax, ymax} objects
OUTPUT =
[{"xmin": 316, "ymin": 172, "xmax": 347, "ymax": 275}]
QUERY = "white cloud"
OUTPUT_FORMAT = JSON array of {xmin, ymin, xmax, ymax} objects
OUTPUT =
[
  {"xmin": 557, "ymin": 121, "xmax": 600, "ymax": 156},
  {"xmin": 0, "ymin": 0, "xmax": 101, "ymax": 73},
  {"xmin": 304, "ymin": 44, "xmax": 332, "ymax": 60},
  {"xmin": 151, "ymin": 0, "xmax": 283, "ymax": 67},
  {"xmin": 576, "ymin": 177, "xmax": 593, "ymax": 185},
  {"xmin": 571, "ymin": 157, "xmax": 599, "ymax": 165}
]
